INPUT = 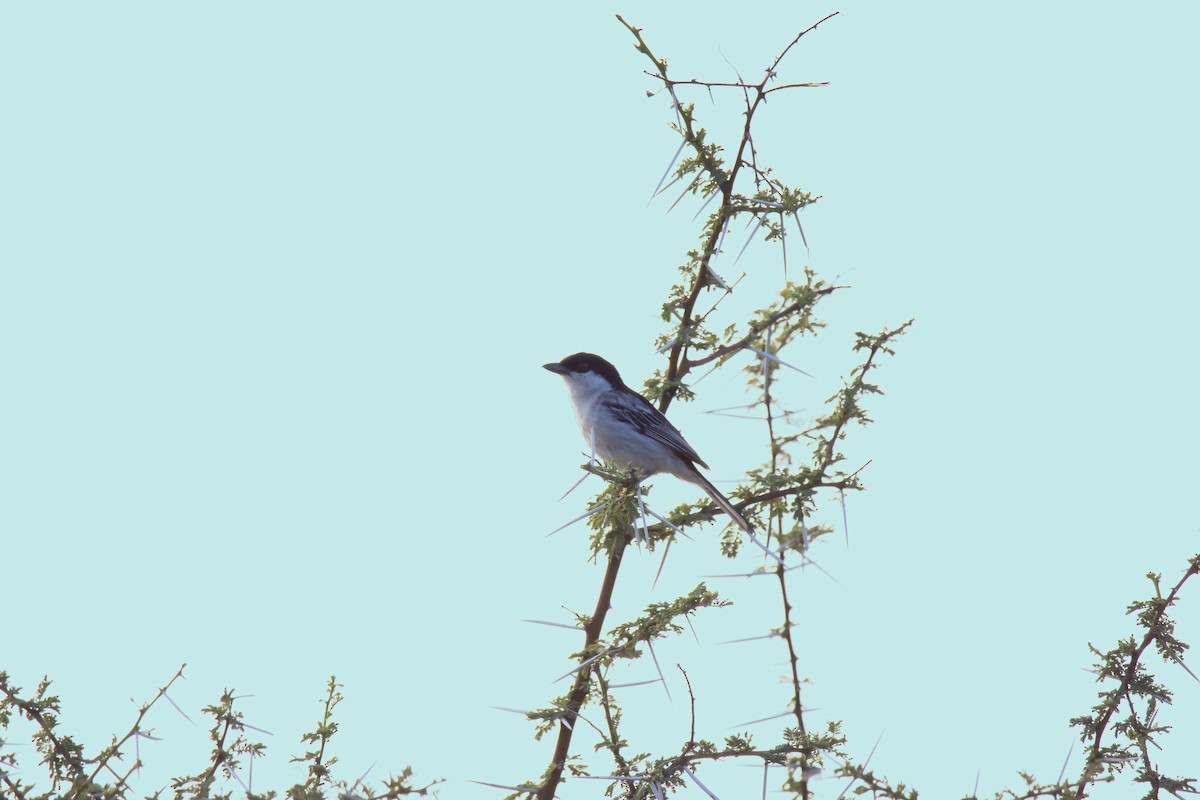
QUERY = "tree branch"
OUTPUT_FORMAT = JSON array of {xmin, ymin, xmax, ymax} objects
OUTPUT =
[{"xmin": 536, "ymin": 535, "xmax": 632, "ymax": 800}]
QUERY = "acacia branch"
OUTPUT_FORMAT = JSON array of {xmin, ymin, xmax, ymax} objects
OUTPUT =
[
  {"xmin": 679, "ymin": 665, "xmax": 697, "ymax": 749},
  {"xmin": 81, "ymin": 664, "xmax": 188, "ymax": 793},
  {"xmin": 653, "ymin": 76, "xmax": 830, "ymax": 92},
  {"xmin": 1074, "ymin": 555, "xmax": 1200, "ymax": 796},
  {"xmin": 536, "ymin": 535, "xmax": 631, "ymax": 800},
  {"xmin": 660, "ymin": 745, "xmax": 797, "ymax": 774},
  {"xmin": 775, "ymin": 567, "xmax": 806, "ymax": 735},
  {"xmin": 617, "ymin": 14, "xmax": 839, "ymax": 414},
  {"xmin": 594, "ymin": 671, "xmax": 631, "ymax": 775},
  {"xmin": 685, "ymin": 285, "xmax": 843, "ymax": 369},
  {"xmin": 662, "ymin": 13, "xmax": 840, "ymax": 402},
  {"xmin": 1, "ymin": 768, "xmax": 27, "ymax": 800},
  {"xmin": 0, "ymin": 679, "xmax": 86, "ymax": 793}
]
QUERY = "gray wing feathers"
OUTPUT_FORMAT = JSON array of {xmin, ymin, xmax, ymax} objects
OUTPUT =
[{"xmin": 603, "ymin": 396, "xmax": 710, "ymax": 469}]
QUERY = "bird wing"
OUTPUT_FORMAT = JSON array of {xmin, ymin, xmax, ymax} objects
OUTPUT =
[{"xmin": 602, "ymin": 392, "xmax": 710, "ymax": 469}]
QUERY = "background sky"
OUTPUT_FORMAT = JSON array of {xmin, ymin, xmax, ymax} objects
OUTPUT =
[{"xmin": 3, "ymin": 3, "xmax": 1197, "ymax": 799}]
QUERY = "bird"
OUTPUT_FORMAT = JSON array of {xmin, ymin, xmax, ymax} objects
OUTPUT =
[{"xmin": 543, "ymin": 352, "xmax": 753, "ymax": 534}]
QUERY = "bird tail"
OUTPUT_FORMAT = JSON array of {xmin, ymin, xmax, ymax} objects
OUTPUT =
[
  {"xmin": 689, "ymin": 468, "xmax": 754, "ymax": 534},
  {"xmin": 683, "ymin": 466, "xmax": 787, "ymax": 566}
]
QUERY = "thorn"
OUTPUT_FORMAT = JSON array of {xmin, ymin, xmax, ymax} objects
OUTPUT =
[
  {"xmin": 744, "ymin": 346, "xmax": 814, "ymax": 378},
  {"xmin": 840, "ymin": 488, "xmax": 850, "ymax": 549},
  {"xmin": 1057, "ymin": 739, "xmax": 1073, "ymax": 785},
  {"xmin": 690, "ymin": 187, "xmax": 720, "ymax": 222},
  {"xmin": 608, "ymin": 678, "xmax": 664, "ymax": 689},
  {"xmin": 734, "ymin": 216, "xmax": 767, "ymax": 265},
  {"xmin": 793, "ymin": 554, "xmax": 843, "ymax": 586},
  {"xmin": 683, "ymin": 767, "xmax": 721, "ymax": 800},
  {"xmin": 745, "ymin": 530, "xmax": 786, "ymax": 567},
  {"xmin": 647, "ymin": 640, "xmax": 672, "ymax": 703},
  {"xmin": 521, "ymin": 619, "xmax": 584, "ymax": 631},
  {"xmin": 689, "ymin": 360, "xmax": 722, "ymax": 387},
  {"xmin": 716, "ymin": 218, "xmax": 732, "ymax": 255},
  {"xmin": 547, "ymin": 503, "xmax": 607, "ymax": 538},
  {"xmin": 643, "ymin": 506, "xmax": 694, "ymax": 540},
  {"xmin": 781, "ymin": 221, "xmax": 789, "ymax": 280},
  {"xmin": 719, "ymin": 632, "xmax": 781, "ymax": 645},
  {"xmin": 162, "ymin": 691, "xmax": 194, "ymax": 725},
  {"xmin": 559, "ymin": 470, "xmax": 592, "ymax": 501},
  {"xmin": 636, "ymin": 484, "xmax": 650, "ymax": 545},
  {"xmin": 547, "ymin": 700, "xmax": 603, "ymax": 734},
  {"xmin": 651, "ymin": 174, "xmax": 682, "ymax": 203},
  {"xmin": 227, "ymin": 762, "xmax": 250, "ymax": 793},
  {"xmin": 650, "ymin": 139, "xmax": 687, "ymax": 201},
  {"xmin": 1176, "ymin": 657, "xmax": 1200, "ymax": 683},
  {"xmin": 837, "ymin": 731, "xmax": 884, "ymax": 800},
  {"xmin": 652, "ymin": 535, "xmax": 673, "ymax": 590},
  {"xmin": 666, "ymin": 172, "xmax": 704, "ymax": 214},
  {"xmin": 794, "ymin": 214, "xmax": 809, "ymax": 253},
  {"xmin": 706, "ymin": 402, "xmax": 760, "ymax": 414},
  {"xmin": 554, "ymin": 649, "xmax": 607, "ymax": 683},
  {"xmin": 465, "ymin": 780, "xmax": 539, "ymax": 794},
  {"xmin": 731, "ymin": 710, "xmax": 793, "ymax": 728}
]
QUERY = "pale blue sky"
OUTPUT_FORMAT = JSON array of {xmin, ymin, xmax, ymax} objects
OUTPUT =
[{"xmin": 2, "ymin": 3, "xmax": 1197, "ymax": 799}]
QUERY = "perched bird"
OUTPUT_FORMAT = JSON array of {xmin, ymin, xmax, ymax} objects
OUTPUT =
[{"xmin": 543, "ymin": 352, "xmax": 753, "ymax": 533}]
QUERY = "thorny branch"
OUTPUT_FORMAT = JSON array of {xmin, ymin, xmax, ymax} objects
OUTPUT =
[
  {"xmin": 615, "ymin": 12, "xmax": 840, "ymax": 415},
  {"xmin": 0, "ymin": 678, "xmax": 86, "ymax": 794},
  {"xmin": 650, "ymin": 77, "xmax": 829, "ymax": 93},
  {"xmin": 1071, "ymin": 554, "xmax": 1200, "ymax": 798},
  {"xmin": 595, "ymin": 671, "xmax": 632, "ymax": 776},
  {"xmin": 83, "ymin": 665, "xmax": 189, "ymax": 792},
  {"xmin": 1080, "ymin": 560, "xmax": 1198, "ymax": 772},
  {"xmin": 686, "ymin": 286, "xmax": 843, "ymax": 369},
  {"xmin": 536, "ymin": 533, "xmax": 632, "ymax": 800},
  {"xmin": 832, "ymin": 554, "xmax": 1200, "ymax": 800},
  {"xmin": 0, "ymin": 665, "xmax": 436, "ymax": 799},
  {"xmin": 533, "ymin": 13, "xmax": 895, "ymax": 800}
]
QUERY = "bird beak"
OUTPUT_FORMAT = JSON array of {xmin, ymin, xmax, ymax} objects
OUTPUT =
[{"xmin": 543, "ymin": 362, "xmax": 569, "ymax": 375}]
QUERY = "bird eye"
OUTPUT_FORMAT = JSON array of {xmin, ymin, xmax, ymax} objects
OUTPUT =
[{"xmin": 578, "ymin": 362, "xmax": 591, "ymax": 372}]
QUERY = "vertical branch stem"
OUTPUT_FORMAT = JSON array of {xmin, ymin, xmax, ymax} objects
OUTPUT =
[{"xmin": 537, "ymin": 537, "xmax": 631, "ymax": 800}]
